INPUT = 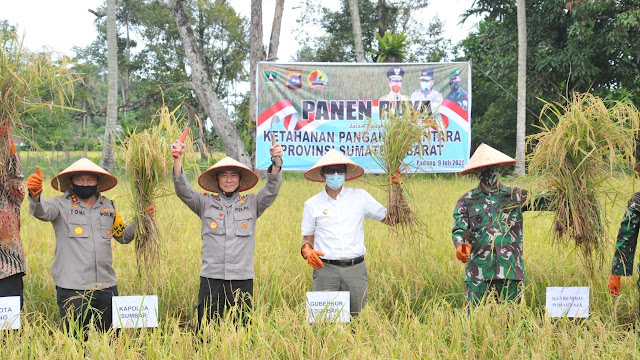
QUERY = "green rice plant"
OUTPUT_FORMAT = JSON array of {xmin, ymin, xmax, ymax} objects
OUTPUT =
[
  {"xmin": 526, "ymin": 92, "xmax": 640, "ymax": 271},
  {"xmin": 368, "ymin": 105, "xmax": 438, "ymax": 236},
  {"xmin": 119, "ymin": 103, "xmax": 196, "ymax": 273}
]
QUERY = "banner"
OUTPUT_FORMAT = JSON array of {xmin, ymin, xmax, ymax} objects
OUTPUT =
[{"xmin": 256, "ymin": 62, "xmax": 471, "ymax": 173}]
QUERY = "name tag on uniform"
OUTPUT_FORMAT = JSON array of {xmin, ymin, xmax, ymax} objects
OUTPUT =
[
  {"xmin": 306, "ymin": 291, "xmax": 350, "ymax": 323},
  {"xmin": 112, "ymin": 295, "xmax": 159, "ymax": 328},
  {"xmin": 0, "ymin": 296, "xmax": 20, "ymax": 330},
  {"xmin": 546, "ymin": 287, "xmax": 589, "ymax": 318}
]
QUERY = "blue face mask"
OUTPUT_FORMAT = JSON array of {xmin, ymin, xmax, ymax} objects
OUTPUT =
[{"xmin": 325, "ymin": 173, "xmax": 345, "ymax": 190}]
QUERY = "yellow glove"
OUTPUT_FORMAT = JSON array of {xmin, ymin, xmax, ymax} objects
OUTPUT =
[{"xmin": 112, "ymin": 210, "xmax": 126, "ymax": 238}]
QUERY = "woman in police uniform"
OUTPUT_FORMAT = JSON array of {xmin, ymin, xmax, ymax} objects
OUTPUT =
[{"xmin": 171, "ymin": 141, "xmax": 283, "ymax": 328}]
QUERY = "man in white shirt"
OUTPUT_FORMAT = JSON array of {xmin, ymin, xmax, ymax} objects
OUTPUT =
[{"xmin": 300, "ymin": 149, "xmax": 391, "ymax": 316}]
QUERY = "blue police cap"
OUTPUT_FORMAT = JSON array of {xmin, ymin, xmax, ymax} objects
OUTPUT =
[
  {"xmin": 420, "ymin": 69, "xmax": 434, "ymax": 80},
  {"xmin": 387, "ymin": 66, "xmax": 404, "ymax": 81}
]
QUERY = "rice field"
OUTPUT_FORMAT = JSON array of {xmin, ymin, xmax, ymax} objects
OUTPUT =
[{"xmin": 2, "ymin": 169, "xmax": 640, "ymax": 359}]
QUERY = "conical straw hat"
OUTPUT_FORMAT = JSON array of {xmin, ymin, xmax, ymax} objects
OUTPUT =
[
  {"xmin": 304, "ymin": 149, "xmax": 364, "ymax": 182},
  {"xmin": 459, "ymin": 143, "xmax": 516, "ymax": 175},
  {"xmin": 198, "ymin": 157, "xmax": 259, "ymax": 193},
  {"xmin": 51, "ymin": 158, "xmax": 118, "ymax": 192}
]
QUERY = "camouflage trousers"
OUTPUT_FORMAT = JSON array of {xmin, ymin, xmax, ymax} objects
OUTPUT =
[{"xmin": 465, "ymin": 279, "xmax": 522, "ymax": 306}]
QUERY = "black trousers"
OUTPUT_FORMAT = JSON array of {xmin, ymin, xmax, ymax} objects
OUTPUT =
[
  {"xmin": 0, "ymin": 273, "xmax": 24, "ymax": 310},
  {"xmin": 56, "ymin": 285, "xmax": 118, "ymax": 332},
  {"xmin": 197, "ymin": 277, "xmax": 253, "ymax": 329}
]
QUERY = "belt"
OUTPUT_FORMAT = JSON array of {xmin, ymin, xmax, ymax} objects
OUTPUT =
[{"xmin": 321, "ymin": 256, "xmax": 365, "ymax": 267}]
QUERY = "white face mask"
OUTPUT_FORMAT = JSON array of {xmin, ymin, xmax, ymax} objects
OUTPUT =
[
  {"xmin": 420, "ymin": 80, "xmax": 432, "ymax": 91},
  {"xmin": 325, "ymin": 173, "xmax": 345, "ymax": 190}
]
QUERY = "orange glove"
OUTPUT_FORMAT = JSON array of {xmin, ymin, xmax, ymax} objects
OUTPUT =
[
  {"xmin": 146, "ymin": 205, "xmax": 155, "ymax": 217},
  {"xmin": 387, "ymin": 172, "xmax": 403, "ymax": 184},
  {"xmin": 456, "ymin": 243, "xmax": 471, "ymax": 263},
  {"xmin": 27, "ymin": 165, "xmax": 43, "ymax": 196},
  {"xmin": 301, "ymin": 243, "xmax": 324, "ymax": 269},
  {"xmin": 607, "ymin": 274, "xmax": 621, "ymax": 296}
]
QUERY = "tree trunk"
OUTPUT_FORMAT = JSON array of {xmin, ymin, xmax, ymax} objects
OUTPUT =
[
  {"xmin": 377, "ymin": 0, "xmax": 388, "ymax": 36},
  {"xmin": 267, "ymin": 0, "xmax": 285, "ymax": 60},
  {"xmin": 515, "ymin": 0, "xmax": 527, "ymax": 175},
  {"xmin": 100, "ymin": 0, "xmax": 118, "ymax": 170},
  {"xmin": 83, "ymin": 98, "xmax": 88, "ymax": 157},
  {"xmin": 348, "ymin": 0, "xmax": 365, "ymax": 62},
  {"xmin": 160, "ymin": 0, "xmax": 250, "ymax": 165},
  {"xmin": 249, "ymin": 0, "xmax": 263, "ymax": 169}
]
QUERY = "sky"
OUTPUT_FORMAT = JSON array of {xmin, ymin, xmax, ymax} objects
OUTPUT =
[{"xmin": 1, "ymin": 0, "xmax": 479, "ymax": 60}]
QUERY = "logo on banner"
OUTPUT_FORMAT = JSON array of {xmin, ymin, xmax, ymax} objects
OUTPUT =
[
  {"xmin": 307, "ymin": 69, "xmax": 328, "ymax": 90},
  {"xmin": 286, "ymin": 67, "xmax": 303, "ymax": 91},
  {"xmin": 263, "ymin": 68, "xmax": 278, "ymax": 88}
]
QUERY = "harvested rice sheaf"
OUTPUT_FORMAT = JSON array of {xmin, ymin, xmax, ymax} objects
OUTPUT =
[
  {"xmin": 527, "ymin": 92, "xmax": 640, "ymax": 270},
  {"xmin": 368, "ymin": 105, "xmax": 438, "ymax": 236},
  {"xmin": 119, "ymin": 104, "xmax": 196, "ymax": 273}
]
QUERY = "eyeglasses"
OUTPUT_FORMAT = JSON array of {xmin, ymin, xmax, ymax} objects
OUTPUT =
[{"xmin": 323, "ymin": 168, "xmax": 346, "ymax": 175}]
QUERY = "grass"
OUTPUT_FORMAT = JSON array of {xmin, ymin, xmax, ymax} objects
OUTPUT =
[{"xmin": 3, "ymin": 172, "xmax": 640, "ymax": 358}]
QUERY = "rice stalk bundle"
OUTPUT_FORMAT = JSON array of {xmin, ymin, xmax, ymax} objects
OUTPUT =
[
  {"xmin": 0, "ymin": 30, "xmax": 77, "ymax": 178},
  {"xmin": 527, "ymin": 92, "xmax": 640, "ymax": 269},
  {"xmin": 119, "ymin": 104, "xmax": 196, "ymax": 273},
  {"xmin": 368, "ymin": 105, "xmax": 436, "ymax": 235}
]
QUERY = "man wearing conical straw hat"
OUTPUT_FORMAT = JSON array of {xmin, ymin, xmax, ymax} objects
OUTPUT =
[
  {"xmin": 452, "ymin": 143, "xmax": 552, "ymax": 307},
  {"xmin": 171, "ymin": 141, "xmax": 283, "ymax": 328},
  {"xmin": 607, "ymin": 161, "xmax": 640, "ymax": 302},
  {"xmin": 26, "ymin": 158, "xmax": 147, "ymax": 332},
  {"xmin": 300, "ymin": 149, "xmax": 393, "ymax": 317}
]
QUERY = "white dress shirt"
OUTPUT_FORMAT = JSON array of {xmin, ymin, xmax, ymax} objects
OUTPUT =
[{"xmin": 301, "ymin": 187, "xmax": 386, "ymax": 260}]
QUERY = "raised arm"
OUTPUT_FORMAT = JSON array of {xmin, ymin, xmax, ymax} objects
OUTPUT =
[
  {"xmin": 27, "ymin": 166, "xmax": 60, "ymax": 222},
  {"xmin": 256, "ymin": 144, "xmax": 284, "ymax": 217},
  {"xmin": 171, "ymin": 140, "xmax": 205, "ymax": 216}
]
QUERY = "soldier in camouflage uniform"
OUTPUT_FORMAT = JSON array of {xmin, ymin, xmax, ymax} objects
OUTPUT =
[
  {"xmin": 452, "ymin": 144, "xmax": 551, "ymax": 306},
  {"xmin": 607, "ymin": 162, "xmax": 640, "ymax": 310},
  {"xmin": 445, "ymin": 68, "xmax": 468, "ymax": 111}
]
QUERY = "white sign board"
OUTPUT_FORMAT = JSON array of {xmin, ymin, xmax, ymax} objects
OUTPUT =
[
  {"xmin": 112, "ymin": 295, "xmax": 159, "ymax": 328},
  {"xmin": 546, "ymin": 287, "xmax": 589, "ymax": 318},
  {"xmin": 0, "ymin": 296, "xmax": 20, "ymax": 330},
  {"xmin": 306, "ymin": 291, "xmax": 350, "ymax": 323}
]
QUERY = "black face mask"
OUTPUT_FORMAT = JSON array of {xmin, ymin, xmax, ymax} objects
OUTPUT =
[
  {"xmin": 478, "ymin": 167, "xmax": 499, "ymax": 187},
  {"xmin": 72, "ymin": 184, "xmax": 98, "ymax": 199}
]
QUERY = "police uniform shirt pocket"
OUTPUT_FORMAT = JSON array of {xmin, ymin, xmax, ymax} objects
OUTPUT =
[
  {"xmin": 204, "ymin": 209, "xmax": 226, "ymax": 235},
  {"xmin": 68, "ymin": 213, "xmax": 89, "ymax": 238},
  {"xmin": 233, "ymin": 211, "xmax": 254, "ymax": 237},
  {"xmin": 99, "ymin": 209, "xmax": 115, "ymax": 238}
]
